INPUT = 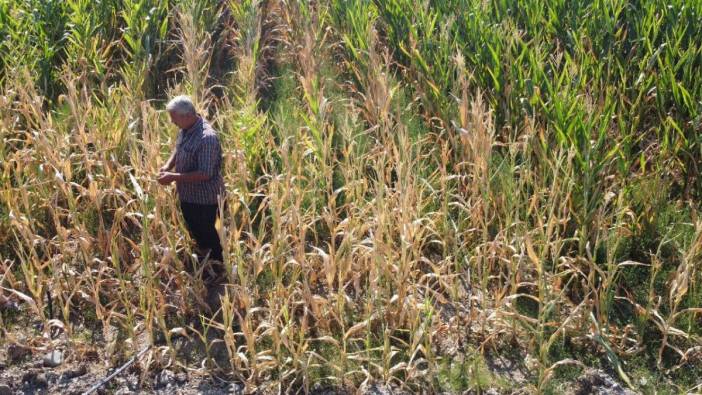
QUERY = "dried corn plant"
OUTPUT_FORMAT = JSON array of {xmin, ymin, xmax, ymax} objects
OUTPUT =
[{"xmin": 1, "ymin": 0, "xmax": 701, "ymax": 393}]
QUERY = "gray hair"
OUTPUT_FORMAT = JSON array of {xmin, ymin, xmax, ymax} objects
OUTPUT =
[{"xmin": 166, "ymin": 95, "xmax": 197, "ymax": 115}]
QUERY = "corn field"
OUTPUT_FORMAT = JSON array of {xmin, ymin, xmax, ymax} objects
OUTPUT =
[{"xmin": 1, "ymin": 0, "xmax": 701, "ymax": 393}]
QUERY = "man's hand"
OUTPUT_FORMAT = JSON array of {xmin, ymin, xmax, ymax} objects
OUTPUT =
[
  {"xmin": 157, "ymin": 171, "xmax": 178, "ymax": 185},
  {"xmin": 159, "ymin": 164, "xmax": 171, "ymax": 173}
]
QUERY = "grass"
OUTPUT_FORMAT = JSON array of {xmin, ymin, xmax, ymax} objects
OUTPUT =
[{"xmin": 0, "ymin": 0, "xmax": 701, "ymax": 393}]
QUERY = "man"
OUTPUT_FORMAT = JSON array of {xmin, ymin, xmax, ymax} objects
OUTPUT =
[{"xmin": 158, "ymin": 95, "xmax": 225, "ymax": 279}]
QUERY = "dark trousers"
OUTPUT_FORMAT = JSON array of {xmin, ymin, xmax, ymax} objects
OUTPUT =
[{"xmin": 179, "ymin": 201, "xmax": 224, "ymax": 269}]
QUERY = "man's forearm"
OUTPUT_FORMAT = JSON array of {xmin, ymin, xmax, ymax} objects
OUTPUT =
[
  {"xmin": 173, "ymin": 171, "xmax": 210, "ymax": 183},
  {"xmin": 163, "ymin": 152, "xmax": 176, "ymax": 170}
]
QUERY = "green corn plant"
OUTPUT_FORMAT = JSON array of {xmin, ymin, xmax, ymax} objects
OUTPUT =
[
  {"xmin": 63, "ymin": 0, "xmax": 116, "ymax": 83},
  {"xmin": 119, "ymin": 0, "xmax": 169, "ymax": 98},
  {"xmin": 1, "ymin": 0, "xmax": 69, "ymax": 100}
]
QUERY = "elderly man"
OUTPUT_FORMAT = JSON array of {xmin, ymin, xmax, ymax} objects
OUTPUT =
[{"xmin": 158, "ymin": 95, "xmax": 225, "ymax": 278}]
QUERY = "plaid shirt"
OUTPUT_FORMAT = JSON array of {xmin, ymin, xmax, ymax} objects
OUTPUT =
[{"xmin": 173, "ymin": 117, "xmax": 225, "ymax": 205}]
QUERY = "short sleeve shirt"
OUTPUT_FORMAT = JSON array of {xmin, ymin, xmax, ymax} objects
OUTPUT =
[{"xmin": 174, "ymin": 117, "xmax": 225, "ymax": 205}]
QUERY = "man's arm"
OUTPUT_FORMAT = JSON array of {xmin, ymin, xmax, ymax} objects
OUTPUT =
[
  {"xmin": 158, "ymin": 136, "xmax": 222, "ymax": 185},
  {"xmin": 196, "ymin": 135, "xmax": 221, "ymax": 179},
  {"xmin": 160, "ymin": 131, "xmax": 183, "ymax": 172},
  {"xmin": 159, "ymin": 150, "xmax": 177, "ymax": 172},
  {"xmin": 158, "ymin": 135, "xmax": 220, "ymax": 185},
  {"xmin": 173, "ymin": 171, "xmax": 209, "ymax": 182},
  {"xmin": 157, "ymin": 170, "xmax": 209, "ymax": 185}
]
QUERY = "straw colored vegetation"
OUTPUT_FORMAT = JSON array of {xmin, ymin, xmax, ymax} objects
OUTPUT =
[{"xmin": 0, "ymin": 0, "xmax": 701, "ymax": 393}]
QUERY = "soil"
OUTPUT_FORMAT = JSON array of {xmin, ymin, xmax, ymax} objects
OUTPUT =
[
  {"xmin": 0, "ymin": 340, "xmax": 641, "ymax": 394},
  {"xmin": 0, "ymin": 287, "xmax": 244, "ymax": 394},
  {"xmin": 0, "ymin": 339, "xmax": 242, "ymax": 394},
  {"xmin": 0, "ymin": 285, "xmax": 640, "ymax": 394}
]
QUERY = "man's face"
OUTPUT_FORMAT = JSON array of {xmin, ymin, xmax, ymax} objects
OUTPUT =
[{"xmin": 168, "ymin": 111, "xmax": 195, "ymax": 129}]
